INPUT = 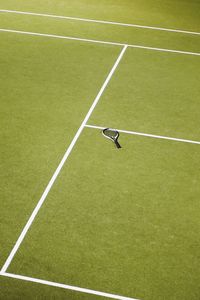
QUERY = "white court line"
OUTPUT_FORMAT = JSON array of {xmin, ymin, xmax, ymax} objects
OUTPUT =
[
  {"xmin": 1, "ymin": 9, "xmax": 200, "ymax": 36},
  {"xmin": 0, "ymin": 45, "xmax": 127, "ymax": 274},
  {"xmin": 0, "ymin": 28, "xmax": 200, "ymax": 56},
  {"xmin": 0, "ymin": 28, "xmax": 123, "ymax": 46},
  {"xmin": 0, "ymin": 272, "xmax": 139, "ymax": 300},
  {"xmin": 85, "ymin": 124, "xmax": 200, "ymax": 145}
]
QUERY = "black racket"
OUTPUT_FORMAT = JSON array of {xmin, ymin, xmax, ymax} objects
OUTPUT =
[{"xmin": 102, "ymin": 128, "xmax": 121, "ymax": 148}]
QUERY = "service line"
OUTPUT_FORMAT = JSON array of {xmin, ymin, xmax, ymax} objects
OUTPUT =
[
  {"xmin": 0, "ymin": 28, "xmax": 200, "ymax": 56},
  {"xmin": 85, "ymin": 124, "xmax": 200, "ymax": 145}
]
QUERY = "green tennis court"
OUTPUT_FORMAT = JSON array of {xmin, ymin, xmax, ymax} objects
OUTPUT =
[{"xmin": 0, "ymin": 1, "xmax": 200, "ymax": 299}]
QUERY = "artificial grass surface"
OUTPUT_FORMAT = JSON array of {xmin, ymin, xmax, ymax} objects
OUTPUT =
[
  {"xmin": 8, "ymin": 128, "xmax": 200, "ymax": 300},
  {"xmin": 90, "ymin": 47, "xmax": 200, "ymax": 141},
  {"xmin": 1, "ymin": 1, "xmax": 200, "ymax": 299},
  {"xmin": 0, "ymin": 0, "xmax": 200, "ymax": 32},
  {"xmin": 0, "ymin": 275, "xmax": 107, "ymax": 300},
  {"xmin": 0, "ymin": 32, "xmax": 120, "ymax": 266},
  {"xmin": 0, "ymin": 12, "xmax": 200, "ymax": 54}
]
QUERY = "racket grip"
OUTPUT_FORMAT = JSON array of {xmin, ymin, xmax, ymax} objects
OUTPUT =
[{"xmin": 115, "ymin": 140, "xmax": 121, "ymax": 148}]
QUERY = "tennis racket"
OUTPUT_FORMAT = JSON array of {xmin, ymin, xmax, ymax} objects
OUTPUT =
[{"xmin": 102, "ymin": 128, "xmax": 121, "ymax": 148}]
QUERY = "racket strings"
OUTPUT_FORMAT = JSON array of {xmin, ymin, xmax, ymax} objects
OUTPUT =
[{"xmin": 104, "ymin": 129, "xmax": 118, "ymax": 139}]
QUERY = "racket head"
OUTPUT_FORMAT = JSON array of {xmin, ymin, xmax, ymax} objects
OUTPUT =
[{"xmin": 102, "ymin": 128, "xmax": 119, "ymax": 141}]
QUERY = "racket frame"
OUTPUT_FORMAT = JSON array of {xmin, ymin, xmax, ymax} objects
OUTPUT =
[{"xmin": 102, "ymin": 128, "xmax": 121, "ymax": 148}]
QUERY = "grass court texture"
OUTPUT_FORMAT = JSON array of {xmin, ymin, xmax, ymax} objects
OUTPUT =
[{"xmin": 0, "ymin": 1, "xmax": 200, "ymax": 299}]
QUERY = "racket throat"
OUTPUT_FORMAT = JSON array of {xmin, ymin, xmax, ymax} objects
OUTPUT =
[{"xmin": 114, "ymin": 139, "xmax": 121, "ymax": 148}]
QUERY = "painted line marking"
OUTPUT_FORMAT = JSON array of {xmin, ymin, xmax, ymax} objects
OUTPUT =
[
  {"xmin": 0, "ymin": 28, "xmax": 200, "ymax": 56},
  {"xmin": 0, "ymin": 28, "xmax": 123, "ymax": 47},
  {"xmin": 0, "ymin": 272, "xmax": 139, "ymax": 300},
  {"xmin": 0, "ymin": 45, "xmax": 127, "ymax": 273},
  {"xmin": 85, "ymin": 124, "xmax": 200, "ymax": 145},
  {"xmin": 0, "ymin": 9, "xmax": 200, "ymax": 36}
]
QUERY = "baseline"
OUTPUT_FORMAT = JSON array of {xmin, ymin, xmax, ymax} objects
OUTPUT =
[
  {"xmin": 0, "ymin": 29, "xmax": 200, "ymax": 56},
  {"xmin": 85, "ymin": 124, "xmax": 200, "ymax": 145},
  {"xmin": 1, "ymin": 9, "xmax": 200, "ymax": 36},
  {"xmin": 0, "ymin": 45, "xmax": 128, "ymax": 274},
  {"xmin": 0, "ymin": 272, "xmax": 139, "ymax": 300}
]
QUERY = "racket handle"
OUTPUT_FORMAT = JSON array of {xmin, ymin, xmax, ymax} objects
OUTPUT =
[{"xmin": 115, "ymin": 140, "xmax": 121, "ymax": 148}]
